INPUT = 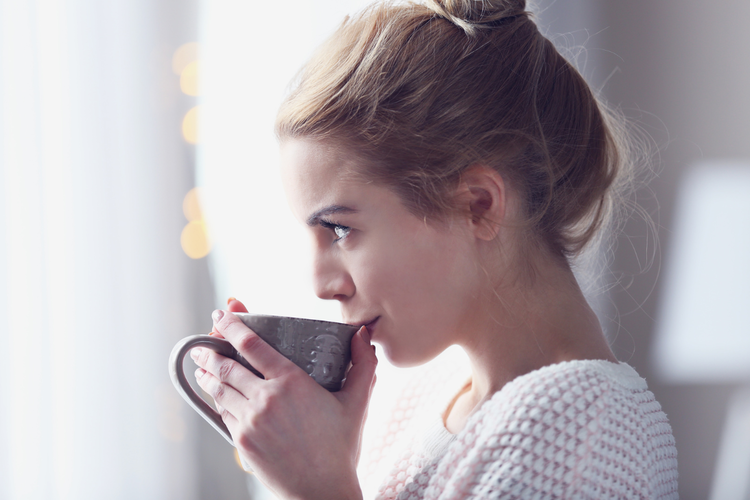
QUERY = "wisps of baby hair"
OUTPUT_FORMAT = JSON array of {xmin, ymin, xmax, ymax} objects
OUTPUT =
[{"xmin": 276, "ymin": 0, "xmax": 640, "ymax": 266}]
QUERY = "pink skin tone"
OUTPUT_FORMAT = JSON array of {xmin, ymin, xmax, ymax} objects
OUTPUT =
[
  {"xmin": 191, "ymin": 138, "xmax": 616, "ymax": 498},
  {"xmin": 193, "ymin": 304, "xmax": 376, "ymax": 500},
  {"xmin": 281, "ymin": 142, "xmax": 483, "ymax": 369}
]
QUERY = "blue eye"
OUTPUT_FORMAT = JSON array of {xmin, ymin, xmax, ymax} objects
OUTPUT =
[{"xmin": 320, "ymin": 220, "xmax": 351, "ymax": 242}]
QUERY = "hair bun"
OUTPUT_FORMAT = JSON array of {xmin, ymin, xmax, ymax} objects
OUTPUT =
[{"xmin": 423, "ymin": 0, "xmax": 527, "ymax": 34}]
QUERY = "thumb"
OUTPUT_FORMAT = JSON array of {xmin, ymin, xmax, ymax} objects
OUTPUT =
[
  {"xmin": 210, "ymin": 299, "xmax": 248, "ymax": 337},
  {"xmin": 336, "ymin": 326, "xmax": 378, "ymax": 415}
]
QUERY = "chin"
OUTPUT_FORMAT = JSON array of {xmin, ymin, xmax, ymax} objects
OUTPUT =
[{"xmin": 377, "ymin": 342, "xmax": 435, "ymax": 369}]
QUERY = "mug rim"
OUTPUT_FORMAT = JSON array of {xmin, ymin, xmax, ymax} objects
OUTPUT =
[{"xmin": 234, "ymin": 312, "xmax": 360, "ymax": 330}]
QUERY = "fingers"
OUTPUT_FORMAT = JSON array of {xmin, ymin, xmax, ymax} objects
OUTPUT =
[
  {"xmin": 336, "ymin": 326, "xmax": 378, "ymax": 416},
  {"xmin": 227, "ymin": 297, "xmax": 249, "ymax": 313},
  {"xmin": 194, "ymin": 367, "xmax": 244, "ymax": 424},
  {"xmin": 213, "ymin": 310, "xmax": 296, "ymax": 380},
  {"xmin": 192, "ymin": 346, "xmax": 258, "ymax": 394},
  {"xmin": 211, "ymin": 298, "xmax": 247, "ymax": 337}
]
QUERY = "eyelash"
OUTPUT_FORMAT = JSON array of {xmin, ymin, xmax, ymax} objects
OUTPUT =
[{"xmin": 320, "ymin": 220, "xmax": 351, "ymax": 242}]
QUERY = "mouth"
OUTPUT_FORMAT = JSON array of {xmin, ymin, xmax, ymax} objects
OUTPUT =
[{"xmin": 348, "ymin": 316, "xmax": 380, "ymax": 330}]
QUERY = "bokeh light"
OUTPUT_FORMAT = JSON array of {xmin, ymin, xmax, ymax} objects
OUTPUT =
[
  {"xmin": 172, "ymin": 42, "xmax": 200, "ymax": 75},
  {"xmin": 181, "ymin": 187, "xmax": 211, "ymax": 259},
  {"xmin": 182, "ymin": 105, "xmax": 200, "ymax": 144},
  {"xmin": 182, "ymin": 187, "xmax": 204, "ymax": 222},
  {"xmin": 180, "ymin": 60, "xmax": 200, "ymax": 96},
  {"xmin": 181, "ymin": 220, "xmax": 211, "ymax": 259}
]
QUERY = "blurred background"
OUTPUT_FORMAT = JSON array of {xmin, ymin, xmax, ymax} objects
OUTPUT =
[{"xmin": 1, "ymin": 0, "xmax": 748, "ymax": 499}]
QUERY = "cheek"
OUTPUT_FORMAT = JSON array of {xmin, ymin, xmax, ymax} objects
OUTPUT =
[
  {"xmin": 355, "ymin": 236, "xmax": 442, "ymax": 298},
  {"xmin": 404, "ymin": 236, "xmax": 475, "ymax": 304},
  {"xmin": 362, "ymin": 234, "xmax": 475, "ymax": 330}
]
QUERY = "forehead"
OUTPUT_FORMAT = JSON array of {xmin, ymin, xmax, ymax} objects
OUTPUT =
[{"xmin": 280, "ymin": 138, "xmax": 364, "ymax": 220}]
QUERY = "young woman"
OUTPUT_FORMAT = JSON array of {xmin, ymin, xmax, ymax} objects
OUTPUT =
[{"xmin": 190, "ymin": 0, "xmax": 679, "ymax": 498}]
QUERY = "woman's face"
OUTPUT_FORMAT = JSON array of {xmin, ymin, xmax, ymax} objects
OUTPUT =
[{"xmin": 280, "ymin": 139, "xmax": 484, "ymax": 367}]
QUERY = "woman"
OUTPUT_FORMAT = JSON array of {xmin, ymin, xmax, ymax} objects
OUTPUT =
[{"xmin": 190, "ymin": 0, "xmax": 679, "ymax": 498}]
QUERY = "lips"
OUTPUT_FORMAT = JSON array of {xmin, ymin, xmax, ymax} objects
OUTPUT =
[
  {"xmin": 348, "ymin": 315, "xmax": 379, "ymax": 329},
  {"xmin": 364, "ymin": 316, "xmax": 379, "ymax": 330}
]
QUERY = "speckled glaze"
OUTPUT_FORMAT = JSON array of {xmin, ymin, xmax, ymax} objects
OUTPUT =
[
  {"xmin": 169, "ymin": 313, "xmax": 358, "ymax": 446},
  {"xmin": 234, "ymin": 313, "xmax": 357, "ymax": 391}
]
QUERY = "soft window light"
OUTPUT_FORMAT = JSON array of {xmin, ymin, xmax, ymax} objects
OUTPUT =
[
  {"xmin": 652, "ymin": 161, "xmax": 750, "ymax": 500},
  {"xmin": 652, "ymin": 161, "xmax": 750, "ymax": 383}
]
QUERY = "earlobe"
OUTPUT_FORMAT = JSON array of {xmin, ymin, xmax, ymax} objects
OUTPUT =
[{"xmin": 460, "ymin": 165, "xmax": 506, "ymax": 241}]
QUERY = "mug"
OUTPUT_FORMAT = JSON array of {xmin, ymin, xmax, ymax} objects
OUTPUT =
[{"xmin": 169, "ymin": 312, "xmax": 359, "ymax": 446}]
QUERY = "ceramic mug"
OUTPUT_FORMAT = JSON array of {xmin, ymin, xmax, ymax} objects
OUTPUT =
[{"xmin": 169, "ymin": 313, "xmax": 359, "ymax": 446}]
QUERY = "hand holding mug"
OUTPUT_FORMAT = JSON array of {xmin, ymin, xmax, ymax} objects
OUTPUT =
[{"xmin": 169, "ymin": 301, "xmax": 378, "ymax": 499}]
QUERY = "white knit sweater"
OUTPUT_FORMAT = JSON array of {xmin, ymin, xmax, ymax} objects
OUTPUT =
[{"xmin": 371, "ymin": 360, "xmax": 678, "ymax": 500}]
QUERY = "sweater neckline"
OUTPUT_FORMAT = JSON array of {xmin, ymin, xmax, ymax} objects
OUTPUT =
[{"xmin": 418, "ymin": 414, "xmax": 459, "ymax": 459}]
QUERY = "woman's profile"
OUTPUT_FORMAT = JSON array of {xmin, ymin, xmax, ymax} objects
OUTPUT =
[{"xmin": 190, "ymin": 0, "xmax": 679, "ymax": 498}]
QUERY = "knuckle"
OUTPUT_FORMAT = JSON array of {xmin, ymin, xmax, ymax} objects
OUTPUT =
[
  {"xmin": 198, "ymin": 348, "xmax": 210, "ymax": 366},
  {"xmin": 255, "ymin": 388, "xmax": 275, "ymax": 414},
  {"xmin": 277, "ymin": 374, "xmax": 302, "ymax": 393},
  {"xmin": 236, "ymin": 432, "xmax": 253, "ymax": 452},
  {"xmin": 237, "ymin": 331, "xmax": 266, "ymax": 354},
  {"xmin": 218, "ymin": 360, "xmax": 235, "ymax": 382},
  {"xmin": 222, "ymin": 314, "xmax": 246, "ymax": 334},
  {"xmin": 212, "ymin": 383, "xmax": 226, "ymax": 402}
]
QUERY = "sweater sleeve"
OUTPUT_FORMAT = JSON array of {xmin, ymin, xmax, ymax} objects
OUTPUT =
[{"xmin": 422, "ymin": 364, "xmax": 678, "ymax": 500}]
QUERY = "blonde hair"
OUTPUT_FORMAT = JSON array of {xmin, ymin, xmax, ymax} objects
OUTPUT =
[{"xmin": 276, "ymin": 0, "xmax": 635, "ymax": 261}]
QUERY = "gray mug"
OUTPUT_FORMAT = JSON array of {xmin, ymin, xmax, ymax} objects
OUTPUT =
[{"xmin": 169, "ymin": 312, "xmax": 359, "ymax": 446}]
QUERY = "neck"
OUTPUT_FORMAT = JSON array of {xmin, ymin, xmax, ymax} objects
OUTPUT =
[{"xmin": 455, "ymin": 255, "xmax": 616, "ymax": 418}]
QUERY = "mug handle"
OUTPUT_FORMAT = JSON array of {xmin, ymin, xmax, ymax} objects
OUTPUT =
[{"xmin": 168, "ymin": 334, "xmax": 255, "ymax": 446}]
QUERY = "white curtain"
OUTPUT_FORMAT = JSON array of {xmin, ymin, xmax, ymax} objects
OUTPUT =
[
  {"xmin": 197, "ymin": 0, "xmax": 372, "ymax": 320},
  {"xmin": 0, "ymin": 0, "xmax": 203, "ymax": 498}
]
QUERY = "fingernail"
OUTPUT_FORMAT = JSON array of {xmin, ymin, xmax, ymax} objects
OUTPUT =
[
  {"xmin": 359, "ymin": 325, "xmax": 371, "ymax": 344},
  {"xmin": 212, "ymin": 309, "xmax": 224, "ymax": 323},
  {"xmin": 190, "ymin": 348, "xmax": 202, "ymax": 361},
  {"xmin": 227, "ymin": 297, "xmax": 236, "ymax": 305},
  {"xmin": 195, "ymin": 368, "xmax": 205, "ymax": 379}
]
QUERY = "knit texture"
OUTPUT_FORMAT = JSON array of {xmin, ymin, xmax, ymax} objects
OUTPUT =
[{"xmin": 373, "ymin": 360, "xmax": 678, "ymax": 500}]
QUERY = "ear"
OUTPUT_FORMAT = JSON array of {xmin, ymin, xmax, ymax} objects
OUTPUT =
[{"xmin": 456, "ymin": 165, "xmax": 507, "ymax": 241}]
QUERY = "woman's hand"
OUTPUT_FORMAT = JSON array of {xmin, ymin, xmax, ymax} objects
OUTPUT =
[
  {"xmin": 209, "ymin": 297, "xmax": 248, "ymax": 335},
  {"xmin": 192, "ymin": 299, "xmax": 377, "ymax": 500}
]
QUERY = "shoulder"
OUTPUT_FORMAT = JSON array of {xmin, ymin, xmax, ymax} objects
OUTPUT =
[
  {"xmin": 457, "ymin": 360, "xmax": 640, "ymax": 465},
  {"xmin": 465, "ymin": 360, "xmax": 650, "ymax": 440},
  {"xmin": 425, "ymin": 360, "xmax": 679, "ymax": 499},
  {"xmin": 483, "ymin": 359, "xmax": 650, "ymax": 427}
]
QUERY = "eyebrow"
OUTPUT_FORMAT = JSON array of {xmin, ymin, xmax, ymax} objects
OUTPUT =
[{"xmin": 306, "ymin": 205, "xmax": 359, "ymax": 226}]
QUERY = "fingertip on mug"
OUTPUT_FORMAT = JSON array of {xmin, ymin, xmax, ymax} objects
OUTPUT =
[
  {"xmin": 212, "ymin": 309, "xmax": 225, "ymax": 324},
  {"xmin": 359, "ymin": 325, "xmax": 371, "ymax": 344}
]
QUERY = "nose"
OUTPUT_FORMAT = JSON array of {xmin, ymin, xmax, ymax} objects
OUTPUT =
[{"xmin": 312, "ymin": 251, "xmax": 355, "ymax": 301}]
